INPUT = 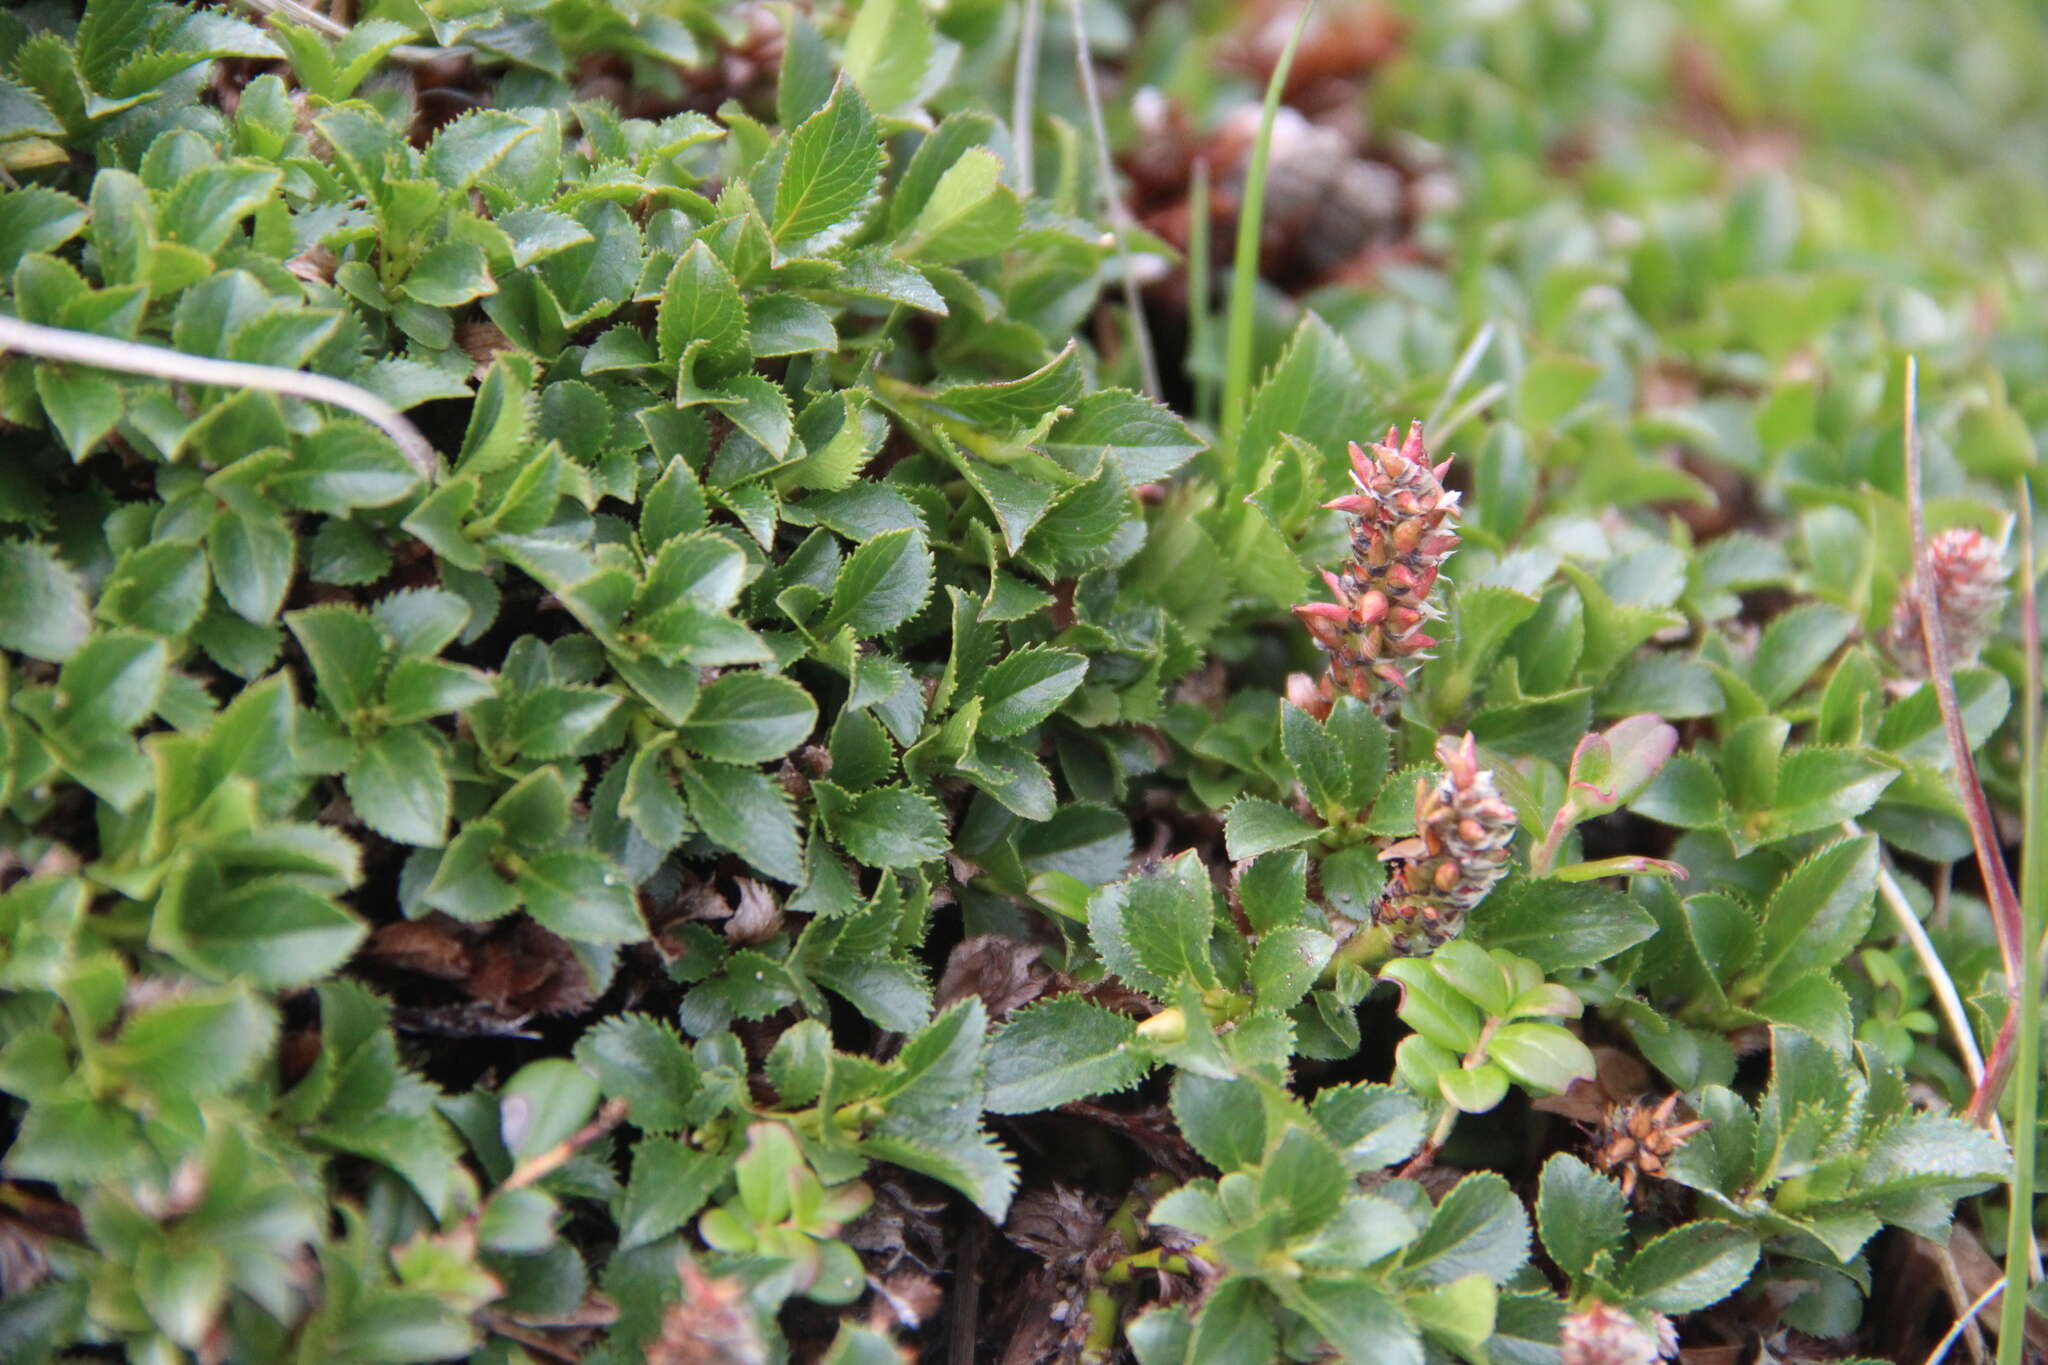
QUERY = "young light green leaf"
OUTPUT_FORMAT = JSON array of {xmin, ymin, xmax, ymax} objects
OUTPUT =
[
  {"xmin": 773, "ymin": 79, "xmax": 882, "ymax": 254},
  {"xmin": 656, "ymin": 240, "xmax": 749, "ymax": 376}
]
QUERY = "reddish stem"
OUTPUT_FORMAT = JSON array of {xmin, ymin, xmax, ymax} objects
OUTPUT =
[{"xmin": 1902, "ymin": 364, "xmax": 2025, "ymax": 1123}]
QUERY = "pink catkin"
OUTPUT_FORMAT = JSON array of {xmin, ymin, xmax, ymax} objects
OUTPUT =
[
  {"xmin": 1290, "ymin": 421, "xmax": 1460, "ymax": 718},
  {"xmin": 1883, "ymin": 527, "xmax": 2008, "ymax": 676},
  {"xmin": 1558, "ymin": 1300, "xmax": 1676, "ymax": 1365},
  {"xmin": 1370, "ymin": 732, "xmax": 1516, "ymax": 956}
]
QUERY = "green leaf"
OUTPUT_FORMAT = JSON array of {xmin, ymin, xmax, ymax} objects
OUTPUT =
[
  {"xmin": 1536, "ymin": 1153, "xmax": 1628, "ymax": 1279},
  {"xmin": 1044, "ymin": 389, "xmax": 1204, "ymax": 484},
  {"xmin": 499, "ymin": 1058, "xmax": 601, "ymax": 1162},
  {"xmin": 1282, "ymin": 696, "xmax": 1389, "ymax": 823},
  {"xmin": 976, "ymin": 647, "xmax": 1087, "ymax": 738},
  {"xmin": 76, "ymin": 0, "xmax": 158, "ymax": 94},
  {"xmin": 823, "ymin": 527, "xmax": 932, "ymax": 636},
  {"xmin": 934, "ymin": 345, "xmax": 1085, "ymax": 431},
  {"xmin": 1750, "ymin": 834, "xmax": 1877, "ymax": 987},
  {"xmin": 155, "ymin": 874, "xmax": 364, "ymax": 989},
  {"xmin": 958, "ymin": 454, "xmax": 1060, "ymax": 554},
  {"xmin": 382, "ymin": 658, "xmax": 493, "ymax": 725},
  {"xmin": 1618, "ymin": 1221, "xmax": 1759, "ymax": 1313},
  {"xmin": 0, "ymin": 188, "xmax": 86, "ymax": 275},
  {"xmin": 618, "ymin": 1136, "xmax": 726, "ymax": 1249},
  {"xmin": 0, "ymin": 78, "xmax": 62, "ymax": 142},
  {"xmin": 675, "ymin": 672, "xmax": 816, "ymax": 763},
  {"xmin": 1467, "ymin": 878, "xmax": 1657, "ymax": 971},
  {"xmin": 1751, "ymin": 604, "xmax": 1855, "ymax": 705},
  {"xmin": 842, "ymin": 0, "xmax": 932, "ymax": 114},
  {"xmin": 985, "ymin": 996, "xmax": 1151, "ymax": 1113},
  {"xmin": 899, "ymin": 146, "xmax": 1021, "ymax": 263},
  {"xmin": 521, "ymin": 849, "xmax": 646, "ymax": 944},
  {"xmin": 208, "ymin": 497, "xmax": 295, "ymax": 624},
  {"xmin": 1233, "ymin": 314, "xmax": 1369, "ymax": 484},
  {"xmin": 1170, "ymin": 1073, "xmax": 1266, "ymax": 1171},
  {"xmin": 773, "ymin": 79, "xmax": 882, "ymax": 254},
  {"xmin": 34, "ymin": 364, "xmax": 122, "ymax": 459},
  {"xmin": 1875, "ymin": 667, "xmax": 2010, "ymax": 766},
  {"xmin": 288, "ymin": 606, "xmax": 387, "ymax": 721},
  {"xmin": 346, "ymin": 726, "xmax": 449, "ymax": 846},
  {"xmin": 816, "ymin": 781, "xmax": 948, "ymax": 868},
  {"xmin": 1401, "ymin": 1171, "xmax": 1530, "ymax": 1286},
  {"xmin": 1238, "ymin": 850, "xmax": 1309, "ymax": 934},
  {"xmin": 1486, "ymin": 1022, "xmax": 1596, "ymax": 1095},
  {"xmin": 656, "ymin": 240, "xmax": 749, "ymax": 377},
  {"xmin": 750, "ymin": 292, "xmax": 838, "ymax": 356},
  {"xmin": 424, "ymin": 109, "xmax": 537, "ymax": 190},
  {"xmin": 159, "ymin": 163, "xmax": 281, "ymax": 254},
  {"xmin": 1249, "ymin": 927, "xmax": 1335, "ymax": 1012},
  {"xmin": 1517, "ymin": 350, "xmax": 1600, "ymax": 430},
  {"xmin": 1186, "ymin": 1278, "xmax": 1277, "ymax": 1365},
  {"xmin": 1955, "ymin": 396, "xmax": 2038, "ymax": 478},
  {"xmin": 1093, "ymin": 852, "xmax": 1219, "ymax": 996},
  {"xmin": 1439, "ymin": 1063, "xmax": 1510, "ymax": 1113},
  {"xmin": 573, "ymin": 1014, "xmax": 698, "ymax": 1132},
  {"xmin": 400, "ymin": 242, "xmax": 493, "ymax": 306},
  {"xmin": 111, "ymin": 986, "xmax": 277, "ymax": 1104},
  {"xmin": 1261, "ymin": 1125, "xmax": 1349, "ymax": 1236},
  {"xmin": 1223, "ymin": 798, "xmax": 1319, "ymax": 860},
  {"xmin": 679, "ymin": 761, "xmax": 804, "ymax": 882},
  {"xmin": 1630, "ymin": 752, "xmax": 1727, "ymax": 829},
  {"xmin": 1310, "ymin": 1082, "xmax": 1426, "ymax": 1170},
  {"xmin": 1285, "ymin": 1281, "xmax": 1422, "ymax": 1365},
  {"xmin": 0, "ymin": 540, "xmax": 90, "ymax": 661},
  {"xmin": 53, "ymin": 629, "xmax": 165, "ymax": 733}
]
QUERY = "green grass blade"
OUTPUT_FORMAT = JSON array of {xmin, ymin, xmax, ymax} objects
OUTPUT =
[
  {"xmin": 1187, "ymin": 157, "xmax": 1215, "ymax": 430},
  {"xmin": 1219, "ymin": 1, "xmax": 1314, "ymax": 461},
  {"xmin": 1999, "ymin": 473, "xmax": 2044, "ymax": 1362}
]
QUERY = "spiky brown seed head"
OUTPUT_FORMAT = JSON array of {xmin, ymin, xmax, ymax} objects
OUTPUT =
[
  {"xmin": 1559, "ymin": 1300, "xmax": 1675, "ymax": 1365},
  {"xmin": 1292, "ymin": 420, "xmax": 1460, "ymax": 714},
  {"xmin": 1882, "ymin": 527, "xmax": 2008, "ymax": 676},
  {"xmin": 1371, "ymin": 733, "xmax": 1515, "ymax": 956},
  {"xmin": 1591, "ymin": 1094, "xmax": 1709, "ymax": 1200}
]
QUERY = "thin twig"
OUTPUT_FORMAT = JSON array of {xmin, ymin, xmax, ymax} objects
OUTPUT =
[
  {"xmin": 0, "ymin": 315, "xmax": 439, "ymax": 483},
  {"xmin": 1853, "ymin": 823, "xmax": 1984, "ymax": 1085},
  {"xmin": 1926, "ymin": 1236, "xmax": 1991, "ymax": 1365},
  {"xmin": 948, "ymin": 1210, "xmax": 984, "ymax": 1365},
  {"xmin": 236, "ymin": 0, "xmax": 457, "ymax": 64},
  {"xmin": 1064, "ymin": 0, "xmax": 1161, "ymax": 402},
  {"xmin": 1926, "ymin": 1279, "xmax": 2006, "ymax": 1365},
  {"xmin": 1010, "ymin": 0, "xmax": 1043, "ymax": 198},
  {"xmin": 502, "ymin": 1098, "xmax": 629, "ymax": 1191}
]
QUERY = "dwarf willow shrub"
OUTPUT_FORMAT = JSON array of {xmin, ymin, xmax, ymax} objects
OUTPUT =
[{"xmin": 0, "ymin": 0, "xmax": 2039, "ymax": 1362}]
